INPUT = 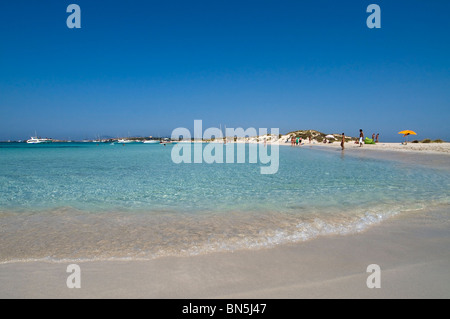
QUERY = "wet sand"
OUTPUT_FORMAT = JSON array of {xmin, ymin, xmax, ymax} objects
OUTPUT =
[{"xmin": 0, "ymin": 205, "xmax": 448, "ymax": 299}]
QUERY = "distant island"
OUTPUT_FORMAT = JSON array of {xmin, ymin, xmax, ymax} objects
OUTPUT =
[{"xmin": 0, "ymin": 129, "xmax": 446, "ymax": 144}]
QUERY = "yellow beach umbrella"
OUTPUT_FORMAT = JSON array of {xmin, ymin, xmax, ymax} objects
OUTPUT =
[
  {"xmin": 398, "ymin": 130, "xmax": 417, "ymax": 136},
  {"xmin": 398, "ymin": 130, "xmax": 417, "ymax": 144}
]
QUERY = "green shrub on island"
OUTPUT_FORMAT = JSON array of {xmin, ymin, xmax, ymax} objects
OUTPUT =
[
  {"xmin": 417, "ymin": 139, "xmax": 444, "ymax": 143},
  {"xmin": 295, "ymin": 133, "xmax": 310, "ymax": 139}
]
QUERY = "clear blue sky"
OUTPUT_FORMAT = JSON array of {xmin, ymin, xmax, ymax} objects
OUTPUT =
[{"xmin": 0, "ymin": 0, "xmax": 449, "ymax": 141}]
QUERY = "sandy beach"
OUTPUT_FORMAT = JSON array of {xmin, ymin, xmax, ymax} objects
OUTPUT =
[
  {"xmin": 234, "ymin": 134, "xmax": 450, "ymax": 154},
  {"xmin": 303, "ymin": 141, "xmax": 450, "ymax": 155},
  {"xmin": 0, "ymin": 205, "xmax": 448, "ymax": 299}
]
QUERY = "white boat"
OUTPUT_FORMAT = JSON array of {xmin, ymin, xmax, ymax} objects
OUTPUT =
[
  {"xmin": 26, "ymin": 137, "xmax": 52, "ymax": 144},
  {"xmin": 143, "ymin": 140, "xmax": 159, "ymax": 144},
  {"xmin": 160, "ymin": 138, "xmax": 177, "ymax": 145},
  {"xmin": 117, "ymin": 139, "xmax": 137, "ymax": 144}
]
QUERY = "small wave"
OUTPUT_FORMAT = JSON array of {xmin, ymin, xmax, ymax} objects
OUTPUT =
[{"xmin": 0, "ymin": 204, "xmax": 424, "ymax": 265}]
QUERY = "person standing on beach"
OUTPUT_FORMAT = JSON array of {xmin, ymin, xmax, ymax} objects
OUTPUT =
[
  {"xmin": 359, "ymin": 129, "xmax": 364, "ymax": 147},
  {"xmin": 376, "ymin": 133, "xmax": 379, "ymax": 143},
  {"xmin": 308, "ymin": 135, "xmax": 312, "ymax": 143},
  {"xmin": 341, "ymin": 133, "xmax": 345, "ymax": 150},
  {"xmin": 372, "ymin": 133, "xmax": 375, "ymax": 141}
]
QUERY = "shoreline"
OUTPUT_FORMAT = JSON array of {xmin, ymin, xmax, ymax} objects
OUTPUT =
[
  {"xmin": 303, "ymin": 144, "xmax": 450, "ymax": 171},
  {"xmin": 298, "ymin": 141, "xmax": 450, "ymax": 155},
  {"xmin": 0, "ymin": 141, "xmax": 449, "ymax": 298},
  {"xmin": 0, "ymin": 204, "xmax": 448, "ymax": 298},
  {"xmin": 265, "ymin": 139, "xmax": 450, "ymax": 155}
]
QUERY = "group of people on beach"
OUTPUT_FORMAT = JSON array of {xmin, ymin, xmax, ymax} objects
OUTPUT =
[
  {"xmin": 340, "ymin": 130, "xmax": 380, "ymax": 150},
  {"xmin": 289, "ymin": 129, "xmax": 380, "ymax": 150},
  {"xmin": 372, "ymin": 133, "xmax": 380, "ymax": 143},
  {"xmin": 291, "ymin": 136, "xmax": 303, "ymax": 146}
]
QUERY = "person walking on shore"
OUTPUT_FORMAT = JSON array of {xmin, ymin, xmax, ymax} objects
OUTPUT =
[
  {"xmin": 376, "ymin": 133, "xmax": 379, "ymax": 143},
  {"xmin": 372, "ymin": 133, "xmax": 375, "ymax": 141},
  {"xmin": 359, "ymin": 129, "xmax": 364, "ymax": 147},
  {"xmin": 341, "ymin": 133, "xmax": 345, "ymax": 150}
]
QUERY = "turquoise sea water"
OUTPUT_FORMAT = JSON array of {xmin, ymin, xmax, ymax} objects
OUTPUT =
[{"xmin": 0, "ymin": 142, "xmax": 449, "ymax": 263}]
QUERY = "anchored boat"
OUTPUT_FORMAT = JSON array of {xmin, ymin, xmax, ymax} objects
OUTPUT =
[{"xmin": 26, "ymin": 137, "xmax": 52, "ymax": 144}]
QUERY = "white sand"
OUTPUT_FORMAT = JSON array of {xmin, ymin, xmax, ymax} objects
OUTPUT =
[
  {"xmin": 302, "ymin": 141, "xmax": 450, "ymax": 155},
  {"xmin": 233, "ymin": 134, "xmax": 450, "ymax": 155}
]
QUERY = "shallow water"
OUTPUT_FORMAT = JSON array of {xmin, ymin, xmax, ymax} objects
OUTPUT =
[{"xmin": 0, "ymin": 142, "xmax": 449, "ymax": 263}]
